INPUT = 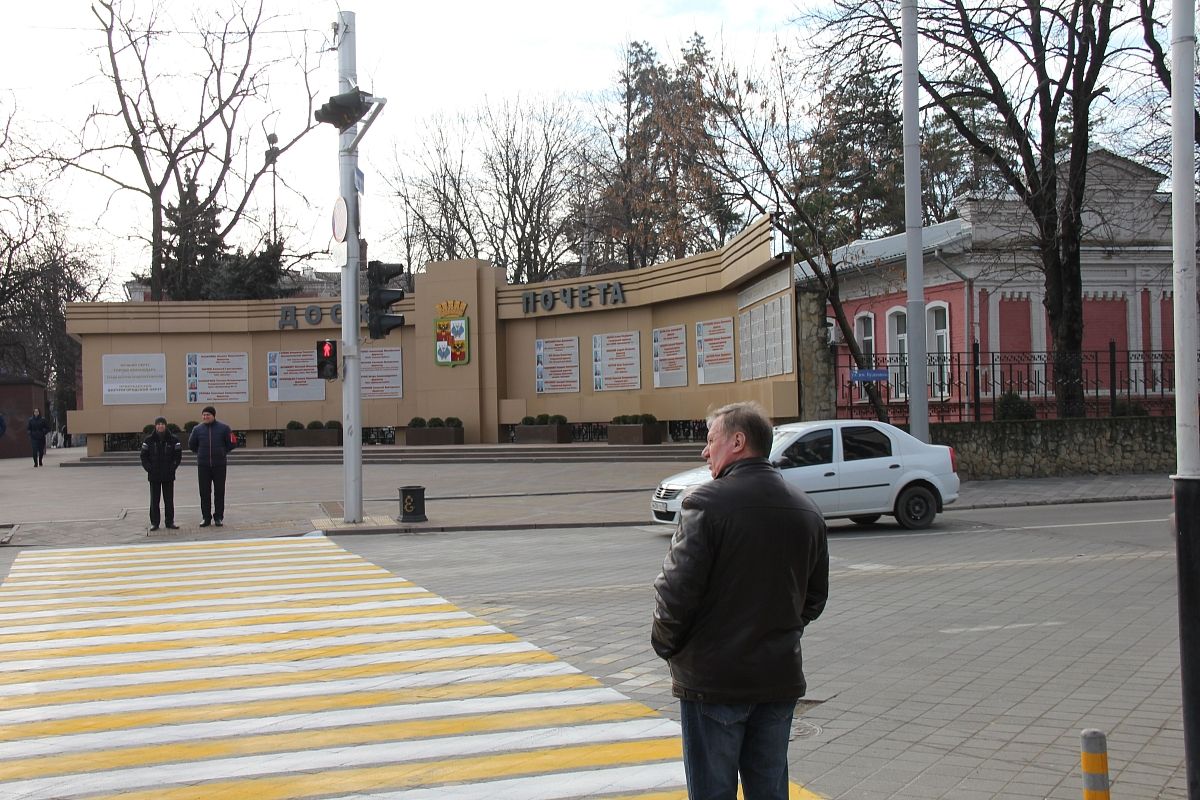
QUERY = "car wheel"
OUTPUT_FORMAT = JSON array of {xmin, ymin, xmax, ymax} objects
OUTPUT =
[
  {"xmin": 894, "ymin": 485, "xmax": 937, "ymax": 530},
  {"xmin": 849, "ymin": 514, "xmax": 881, "ymax": 526}
]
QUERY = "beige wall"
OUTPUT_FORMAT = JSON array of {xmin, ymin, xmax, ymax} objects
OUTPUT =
[{"xmin": 67, "ymin": 216, "xmax": 807, "ymax": 449}]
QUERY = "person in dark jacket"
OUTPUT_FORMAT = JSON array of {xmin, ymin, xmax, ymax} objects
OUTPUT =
[
  {"xmin": 26, "ymin": 408, "xmax": 50, "ymax": 467},
  {"xmin": 652, "ymin": 401, "xmax": 829, "ymax": 799},
  {"xmin": 140, "ymin": 416, "xmax": 182, "ymax": 530},
  {"xmin": 188, "ymin": 405, "xmax": 236, "ymax": 527}
]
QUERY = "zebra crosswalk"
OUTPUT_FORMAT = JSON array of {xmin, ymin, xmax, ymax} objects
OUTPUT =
[{"xmin": 0, "ymin": 535, "xmax": 818, "ymax": 799}]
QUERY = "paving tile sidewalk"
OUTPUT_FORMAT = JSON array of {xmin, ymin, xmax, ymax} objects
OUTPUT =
[{"xmin": 0, "ymin": 444, "xmax": 1176, "ymax": 555}]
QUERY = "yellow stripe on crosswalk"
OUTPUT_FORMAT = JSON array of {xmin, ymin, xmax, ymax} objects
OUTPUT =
[
  {"xmin": 0, "ymin": 619, "xmax": 489, "ymax": 686},
  {"xmin": 0, "ymin": 568, "xmax": 391, "ymax": 598},
  {"xmin": 82, "ymin": 738, "xmax": 684, "ymax": 800},
  {"xmin": 0, "ymin": 598, "xmax": 446, "ymax": 645},
  {"xmin": 0, "ymin": 670, "xmax": 595, "ymax": 743},
  {"xmin": 0, "ymin": 702, "xmax": 657, "ymax": 782},
  {"xmin": 0, "ymin": 579, "xmax": 416, "ymax": 609},
  {"xmin": 0, "ymin": 563, "xmax": 391, "ymax": 588},
  {"xmin": 0, "ymin": 634, "xmax": 527, "ymax": 709},
  {"xmin": 0, "ymin": 611, "xmax": 471, "ymax": 660}
]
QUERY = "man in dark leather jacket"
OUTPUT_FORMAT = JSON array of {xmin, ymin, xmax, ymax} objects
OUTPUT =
[
  {"xmin": 652, "ymin": 401, "xmax": 829, "ymax": 799},
  {"xmin": 141, "ymin": 416, "xmax": 182, "ymax": 530}
]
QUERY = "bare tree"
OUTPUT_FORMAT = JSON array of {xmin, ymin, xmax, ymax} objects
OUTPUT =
[
  {"xmin": 811, "ymin": 0, "xmax": 1142, "ymax": 417},
  {"xmin": 54, "ymin": 0, "xmax": 321, "ymax": 301},
  {"xmin": 1132, "ymin": 0, "xmax": 1200, "ymax": 174},
  {"xmin": 699, "ymin": 50, "xmax": 893, "ymax": 421},
  {"xmin": 388, "ymin": 98, "xmax": 585, "ymax": 283}
]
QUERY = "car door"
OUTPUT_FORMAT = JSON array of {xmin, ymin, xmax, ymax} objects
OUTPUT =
[
  {"xmin": 773, "ymin": 428, "xmax": 839, "ymax": 515},
  {"xmin": 837, "ymin": 424, "xmax": 902, "ymax": 514}
]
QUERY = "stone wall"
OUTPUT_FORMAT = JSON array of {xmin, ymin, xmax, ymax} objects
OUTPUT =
[{"xmin": 929, "ymin": 416, "xmax": 1176, "ymax": 480}]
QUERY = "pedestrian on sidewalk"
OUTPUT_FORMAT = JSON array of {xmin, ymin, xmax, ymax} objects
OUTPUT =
[
  {"xmin": 26, "ymin": 408, "xmax": 50, "ymax": 467},
  {"xmin": 652, "ymin": 401, "xmax": 829, "ymax": 799},
  {"xmin": 140, "ymin": 416, "xmax": 182, "ymax": 531},
  {"xmin": 188, "ymin": 405, "xmax": 236, "ymax": 527}
]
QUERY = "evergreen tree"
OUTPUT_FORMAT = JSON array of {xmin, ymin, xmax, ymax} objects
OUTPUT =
[{"xmin": 162, "ymin": 171, "xmax": 223, "ymax": 301}]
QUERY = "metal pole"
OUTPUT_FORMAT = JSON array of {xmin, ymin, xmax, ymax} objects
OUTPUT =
[
  {"xmin": 1171, "ymin": 0, "xmax": 1200, "ymax": 793},
  {"xmin": 337, "ymin": 10, "xmax": 363, "ymax": 523},
  {"xmin": 901, "ymin": 0, "xmax": 928, "ymax": 441}
]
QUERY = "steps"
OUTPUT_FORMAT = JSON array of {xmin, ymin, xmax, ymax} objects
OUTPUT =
[{"xmin": 64, "ymin": 442, "xmax": 705, "ymax": 467}]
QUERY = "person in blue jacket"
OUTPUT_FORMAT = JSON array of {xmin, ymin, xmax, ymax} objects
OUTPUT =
[{"xmin": 188, "ymin": 405, "xmax": 236, "ymax": 527}]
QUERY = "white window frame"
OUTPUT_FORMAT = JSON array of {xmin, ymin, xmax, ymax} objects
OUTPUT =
[
  {"xmin": 886, "ymin": 307, "xmax": 908, "ymax": 400},
  {"xmin": 926, "ymin": 302, "xmax": 951, "ymax": 399}
]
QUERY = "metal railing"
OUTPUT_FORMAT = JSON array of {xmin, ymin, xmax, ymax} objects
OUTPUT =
[{"xmin": 835, "ymin": 342, "xmax": 1192, "ymax": 423}]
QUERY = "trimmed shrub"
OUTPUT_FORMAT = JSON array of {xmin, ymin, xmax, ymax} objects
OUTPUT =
[
  {"xmin": 325, "ymin": 420, "xmax": 342, "ymax": 430},
  {"xmin": 549, "ymin": 414, "xmax": 568, "ymax": 425},
  {"xmin": 428, "ymin": 417, "xmax": 446, "ymax": 428},
  {"xmin": 184, "ymin": 421, "xmax": 199, "ymax": 432},
  {"xmin": 995, "ymin": 392, "xmax": 1037, "ymax": 421},
  {"xmin": 286, "ymin": 420, "xmax": 305, "ymax": 430},
  {"xmin": 407, "ymin": 417, "xmax": 427, "ymax": 428},
  {"xmin": 639, "ymin": 413, "xmax": 657, "ymax": 424},
  {"xmin": 167, "ymin": 423, "xmax": 182, "ymax": 434},
  {"xmin": 445, "ymin": 417, "xmax": 463, "ymax": 428},
  {"xmin": 520, "ymin": 415, "xmax": 537, "ymax": 425},
  {"xmin": 536, "ymin": 413, "xmax": 551, "ymax": 424},
  {"xmin": 306, "ymin": 420, "xmax": 325, "ymax": 430},
  {"xmin": 142, "ymin": 424, "xmax": 155, "ymax": 434}
]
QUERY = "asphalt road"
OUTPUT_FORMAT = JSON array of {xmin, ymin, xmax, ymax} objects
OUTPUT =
[{"xmin": 332, "ymin": 499, "xmax": 1185, "ymax": 799}]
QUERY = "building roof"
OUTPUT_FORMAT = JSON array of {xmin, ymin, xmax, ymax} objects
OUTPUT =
[{"xmin": 795, "ymin": 218, "xmax": 971, "ymax": 280}]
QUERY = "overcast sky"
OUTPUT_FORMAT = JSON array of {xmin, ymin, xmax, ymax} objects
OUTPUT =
[{"xmin": 3, "ymin": 1, "xmax": 799, "ymax": 297}]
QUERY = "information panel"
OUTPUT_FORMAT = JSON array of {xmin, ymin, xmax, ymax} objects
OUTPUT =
[
  {"xmin": 696, "ymin": 317, "xmax": 735, "ymax": 385},
  {"xmin": 186, "ymin": 352, "xmax": 249, "ymax": 404},
  {"xmin": 267, "ymin": 350, "xmax": 325, "ymax": 402},
  {"xmin": 361, "ymin": 347, "xmax": 403, "ymax": 399},
  {"xmin": 102, "ymin": 354, "xmax": 166, "ymax": 405},
  {"xmin": 592, "ymin": 331, "xmax": 641, "ymax": 391},
  {"xmin": 652, "ymin": 324, "xmax": 688, "ymax": 389},
  {"xmin": 535, "ymin": 337, "xmax": 579, "ymax": 394}
]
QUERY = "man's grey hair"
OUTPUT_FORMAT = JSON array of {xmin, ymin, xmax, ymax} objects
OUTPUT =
[{"xmin": 707, "ymin": 401, "xmax": 772, "ymax": 457}]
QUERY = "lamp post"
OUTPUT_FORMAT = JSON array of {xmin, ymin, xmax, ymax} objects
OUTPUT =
[{"xmin": 264, "ymin": 133, "xmax": 279, "ymax": 242}]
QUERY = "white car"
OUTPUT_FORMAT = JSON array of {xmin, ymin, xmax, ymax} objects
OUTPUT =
[{"xmin": 651, "ymin": 419, "xmax": 960, "ymax": 530}]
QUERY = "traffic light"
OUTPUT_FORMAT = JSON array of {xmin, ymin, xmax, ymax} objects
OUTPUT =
[
  {"xmin": 367, "ymin": 260, "xmax": 406, "ymax": 340},
  {"xmin": 314, "ymin": 89, "xmax": 372, "ymax": 131},
  {"xmin": 317, "ymin": 339, "xmax": 338, "ymax": 380}
]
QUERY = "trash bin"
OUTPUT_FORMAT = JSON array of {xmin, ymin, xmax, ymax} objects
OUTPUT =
[{"xmin": 398, "ymin": 485, "xmax": 427, "ymax": 523}]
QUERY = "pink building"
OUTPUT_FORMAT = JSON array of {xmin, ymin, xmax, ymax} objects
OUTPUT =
[{"xmin": 816, "ymin": 150, "xmax": 1190, "ymax": 420}]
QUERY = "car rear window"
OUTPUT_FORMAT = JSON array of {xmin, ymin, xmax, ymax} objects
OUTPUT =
[{"xmin": 841, "ymin": 426, "xmax": 892, "ymax": 461}]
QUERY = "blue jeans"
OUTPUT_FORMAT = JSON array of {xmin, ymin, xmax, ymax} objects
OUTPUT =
[{"xmin": 679, "ymin": 698, "xmax": 796, "ymax": 800}]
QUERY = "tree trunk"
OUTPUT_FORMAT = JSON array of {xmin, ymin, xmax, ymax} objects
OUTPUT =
[{"xmin": 150, "ymin": 192, "xmax": 164, "ymax": 302}]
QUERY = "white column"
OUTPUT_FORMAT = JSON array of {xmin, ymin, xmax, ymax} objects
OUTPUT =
[{"xmin": 987, "ymin": 289, "xmax": 1001, "ymax": 353}]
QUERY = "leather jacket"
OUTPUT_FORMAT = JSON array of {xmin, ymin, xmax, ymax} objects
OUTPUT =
[{"xmin": 652, "ymin": 457, "xmax": 829, "ymax": 703}]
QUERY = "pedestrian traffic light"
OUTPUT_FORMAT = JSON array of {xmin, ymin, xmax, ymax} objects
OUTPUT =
[
  {"xmin": 314, "ymin": 89, "xmax": 373, "ymax": 131},
  {"xmin": 367, "ymin": 260, "xmax": 406, "ymax": 340},
  {"xmin": 317, "ymin": 339, "xmax": 338, "ymax": 380}
]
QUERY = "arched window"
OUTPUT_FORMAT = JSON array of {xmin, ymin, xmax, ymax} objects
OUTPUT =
[
  {"xmin": 927, "ymin": 303, "xmax": 950, "ymax": 398},
  {"xmin": 886, "ymin": 308, "xmax": 907, "ymax": 399},
  {"xmin": 855, "ymin": 313, "xmax": 875, "ymax": 362}
]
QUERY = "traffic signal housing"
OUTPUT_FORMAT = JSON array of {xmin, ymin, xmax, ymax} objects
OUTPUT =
[
  {"xmin": 317, "ymin": 339, "xmax": 338, "ymax": 380},
  {"xmin": 314, "ymin": 89, "xmax": 372, "ymax": 131},
  {"xmin": 367, "ymin": 261, "xmax": 406, "ymax": 340}
]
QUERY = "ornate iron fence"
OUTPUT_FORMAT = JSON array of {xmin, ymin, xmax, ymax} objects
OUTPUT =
[{"xmin": 836, "ymin": 342, "xmax": 1192, "ymax": 423}]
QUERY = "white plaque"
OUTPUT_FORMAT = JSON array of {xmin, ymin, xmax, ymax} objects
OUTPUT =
[{"xmin": 102, "ymin": 354, "xmax": 166, "ymax": 405}]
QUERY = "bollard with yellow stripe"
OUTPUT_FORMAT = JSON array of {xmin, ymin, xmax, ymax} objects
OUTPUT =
[{"xmin": 1080, "ymin": 728, "xmax": 1111, "ymax": 799}]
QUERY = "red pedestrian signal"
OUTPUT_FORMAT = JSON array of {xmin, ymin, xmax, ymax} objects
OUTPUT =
[{"xmin": 317, "ymin": 339, "xmax": 338, "ymax": 380}]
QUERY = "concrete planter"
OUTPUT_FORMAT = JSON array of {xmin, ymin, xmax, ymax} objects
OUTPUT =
[
  {"xmin": 405, "ymin": 427, "xmax": 465, "ymax": 446},
  {"xmin": 283, "ymin": 428, "xmax": 341, "ymax": 447},
  {"xmin": 515, "ymin": 424, "xmax": 572, "ymax": 444},
  {"xmin": 607, "ymin": 423, "xmax": 663, "ymax": 445}
]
